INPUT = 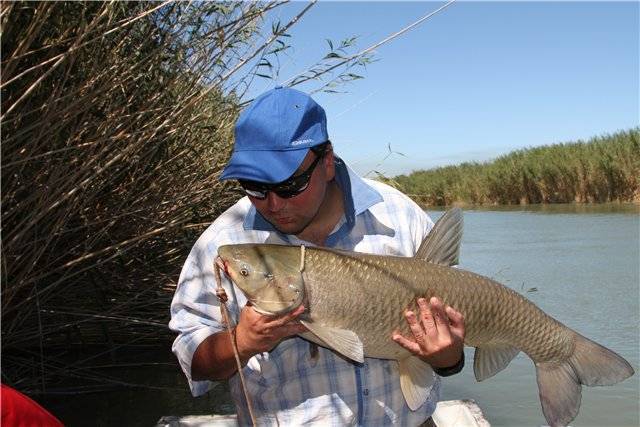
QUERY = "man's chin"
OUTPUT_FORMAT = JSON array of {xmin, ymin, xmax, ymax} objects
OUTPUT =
[
  {"xmin": 274, "ymin": 225, "xmax": 305, "ymax": 236},
  {"xmin": 272, "ymin": 220, "xmax": 307, "ymax": 236}
]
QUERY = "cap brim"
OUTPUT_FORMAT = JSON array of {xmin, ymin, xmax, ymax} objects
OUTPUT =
[{"xmin": 219, "ymin": 149, "xmax": 309, "ymax": 183}]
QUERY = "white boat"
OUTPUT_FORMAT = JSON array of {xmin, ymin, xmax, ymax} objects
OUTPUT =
[{"xmin": 157, "ymin": 399, "xmax": 490, "ymax": 427}]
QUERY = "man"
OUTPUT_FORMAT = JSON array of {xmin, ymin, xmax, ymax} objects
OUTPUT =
[{"xmin": 170, "ymin": 86, "xmax": 465, "ymax": 425}]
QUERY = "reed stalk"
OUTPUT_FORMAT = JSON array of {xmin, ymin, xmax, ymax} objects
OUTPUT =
[{"xmin": 2, "ymin": 1, "xmax": 372, "ymax": 393}]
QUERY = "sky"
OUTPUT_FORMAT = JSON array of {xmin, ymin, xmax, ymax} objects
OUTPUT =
[{"xmin": 242, "ymin": 1, "xmax": 639, "ymax": 177}]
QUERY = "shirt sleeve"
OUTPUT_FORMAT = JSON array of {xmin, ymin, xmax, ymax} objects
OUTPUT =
[
  {"xmin": 411, "ymin": 201, "xmax": 435, "ymax": 251},
  {"xmin": 394, "ymin": 187, "xmax": 434, "ymax": 253},
  {"xmin": 363, "ymin": 178, "xmax": 435, "ymax": 256},
  {"xmin": 169, "ymin": 233, "xmax": 231, "ymax": 396}
]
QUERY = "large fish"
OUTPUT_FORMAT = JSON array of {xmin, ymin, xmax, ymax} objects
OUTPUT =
[{"xmin": 217, "ymin": 208, "xmax": 634, "ymax": 427}]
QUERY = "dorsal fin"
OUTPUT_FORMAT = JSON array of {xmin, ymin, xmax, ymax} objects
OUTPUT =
[{"xmin": 415, "ymin": 208, "xmax": 463, "ymax": 266}]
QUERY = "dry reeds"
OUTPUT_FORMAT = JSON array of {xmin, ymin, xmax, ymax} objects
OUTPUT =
[
  {"xmin": 394, "ymin": 129, "xmax": 640, "ymax": 207},
  {"xmin": 2, "ymin": 1, "xmax": 372, "ymax": 393}
]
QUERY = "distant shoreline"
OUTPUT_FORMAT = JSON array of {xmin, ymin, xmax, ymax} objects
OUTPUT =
[
  {"xmin": 417, "ymin": 202, "xmax": 640, "ymax": 215},
  {"xmin": 387, "ymin": 129, "xmax": 639, "ymax": 207}
]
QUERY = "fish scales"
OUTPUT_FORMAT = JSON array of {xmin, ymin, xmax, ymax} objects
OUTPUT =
[
  {"xmin": 218, "ymin": 208, "xmax": 634, "ymax": 427},
  {"xmin": 302, "ymin": 247, "xmax": 572, "ymax": 363}
]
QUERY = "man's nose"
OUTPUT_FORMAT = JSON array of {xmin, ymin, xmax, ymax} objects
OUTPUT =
[{"xmin": 266, "ymin": 191, "xmax": 285, "ymax": 212}]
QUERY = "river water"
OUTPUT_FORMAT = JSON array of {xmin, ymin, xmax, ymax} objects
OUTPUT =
[
  {"xmin": 433, "ymin": 204, "xmax": 639, "ymax": 427},
  {"xmin": 41, "ymin": 204, "xmax": 639, "ymax": 426}
]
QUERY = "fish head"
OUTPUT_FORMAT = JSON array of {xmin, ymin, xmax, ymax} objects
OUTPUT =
[{"xmin": 217, "ymin": 244, "xmax": 305, "ymax": 316}]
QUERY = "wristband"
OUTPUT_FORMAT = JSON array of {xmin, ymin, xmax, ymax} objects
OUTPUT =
[{"xmin": 433, "ymin": 351, "xmax": 465, "ymax": 377}]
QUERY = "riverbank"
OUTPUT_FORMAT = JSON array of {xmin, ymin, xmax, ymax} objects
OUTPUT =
[{"xmin": 392, "ymin": 129, "xmax": 639, "ymax": 206}]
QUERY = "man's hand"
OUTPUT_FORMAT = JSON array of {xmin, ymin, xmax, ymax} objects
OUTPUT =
[
  {"xmin": 191, "ymin": 304, "xmax": 306, "ymax": 381},
  {"xmin": 235, "ymin": 303, "xmax": 308, "ymax": 361},
  {"xmin": 391, "ymin": 297, "xmax": 465, "ymax": 369}
]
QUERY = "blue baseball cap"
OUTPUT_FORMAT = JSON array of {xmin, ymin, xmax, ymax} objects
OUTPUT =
[{"xmin": 220, "ymin": 86, "xmax": 329, "ymax": 183}]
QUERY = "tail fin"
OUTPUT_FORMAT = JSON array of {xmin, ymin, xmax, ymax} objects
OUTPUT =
[
  {"xmin": 535, "ymin": 333, "xmax": 634, "ymax": 427},
  {"xmin": 569, "ymin": 333, "xmax": 634, "ymax": 386}
]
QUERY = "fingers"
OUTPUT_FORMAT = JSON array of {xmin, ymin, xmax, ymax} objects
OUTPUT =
[
  {"xmin": 392, "ymin": 330, "xmax": 421, "ymax": 354},
  {"xmin": 402, "ymin": 297, "xmax": 451, "ymax": 352},
  {"xmin": 393, "ymin": 296, "xmax": 465, "ymax": 363},
  {"xmin": 427, "ymin": 297, "xmax": 452, "ymax": 341},
  {"xmin": 263, "ymin": 304, "xmax": 305, "ymax": 328},
  {"xmin": 279, "ymin": 322, "xmax": 308, "ymax": 336},
  {"xmin": 445, "ymin": 305, "xmax": 465, "ymax": 339},
  {"xmin": 417, "ymin": 298, "xmax": 437, "ymax": 339},
  {"xmin": 253, "ymin": 304, "xmax": 306, "ymax": 339},
  {"xmin": 236, "ymin": 305, "xmax": 307, "ymax": 355},
  {"xmin": 270, "ymin": 304, "xmax": 308, "ymax": 336}
]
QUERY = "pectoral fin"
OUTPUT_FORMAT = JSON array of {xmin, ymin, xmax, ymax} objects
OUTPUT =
[
  {"xmin": 300, "ymin": 320, "xmax": 364, "ymax": 363},
  {"xmin": 398, "ymin": 356, "xmax": 435, "ymax": 411},
  {"xmin": 473, "ymin": 344, "xmax": 520, "ymax": 381}
]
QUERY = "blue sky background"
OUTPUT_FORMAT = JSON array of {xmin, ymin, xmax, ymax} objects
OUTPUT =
[{"xmin": 242, "ymin": 1, "xmax": 639, "ymax": 177}]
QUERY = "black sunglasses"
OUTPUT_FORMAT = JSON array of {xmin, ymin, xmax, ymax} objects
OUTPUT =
[{"xmin": 239, "ymin": 149, "xmax": 326, "ymax": 199}]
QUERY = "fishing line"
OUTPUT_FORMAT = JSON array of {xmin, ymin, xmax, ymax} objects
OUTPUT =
[{"xmin": 214, "ymin": 257, "xmax": 258, "ymax": 427}]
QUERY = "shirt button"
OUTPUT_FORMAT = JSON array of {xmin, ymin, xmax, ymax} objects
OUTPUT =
[{"xmin": 363, "ymin": 389, "xmax": 369, "ymax": 396}]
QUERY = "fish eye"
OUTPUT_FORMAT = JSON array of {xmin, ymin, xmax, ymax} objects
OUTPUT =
[{"xmin": 240, "ymin": 265, "xmax": 249, "ymax": 277}]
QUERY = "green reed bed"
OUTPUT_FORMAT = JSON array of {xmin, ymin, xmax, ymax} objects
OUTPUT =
[{"xmin": 394, "ymin": 129, "xmax": 640, "ymax": 207}]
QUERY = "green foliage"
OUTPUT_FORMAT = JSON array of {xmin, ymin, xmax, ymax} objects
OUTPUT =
[{"xmin": 394, "ymin": 129, "xmax": 640, "ymax": 206}]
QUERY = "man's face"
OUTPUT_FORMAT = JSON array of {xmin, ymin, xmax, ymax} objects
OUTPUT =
[{"xmin": 248, "ymin": 149, "xmax": 335, "ymax": 236}]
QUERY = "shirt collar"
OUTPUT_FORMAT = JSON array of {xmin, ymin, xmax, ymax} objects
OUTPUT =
[{"xmin": 243, "ymin": 156, "xmax": 383, "ymax": 233}]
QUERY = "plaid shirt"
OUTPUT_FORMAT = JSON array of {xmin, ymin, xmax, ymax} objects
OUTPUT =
[{"xmin": 169, "ymin": 158, "xmax": 438, "ymax": 425}]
